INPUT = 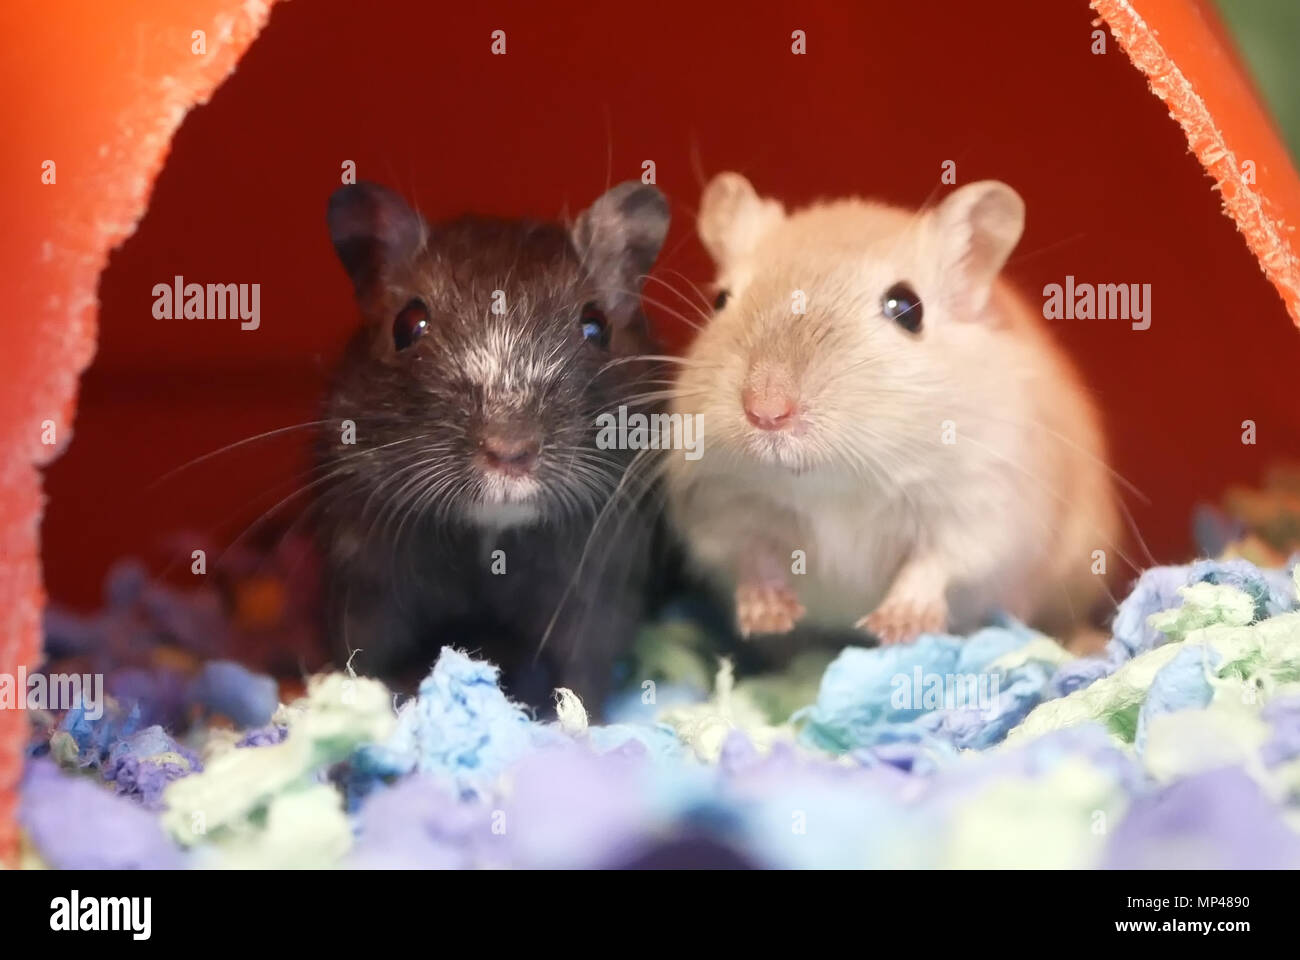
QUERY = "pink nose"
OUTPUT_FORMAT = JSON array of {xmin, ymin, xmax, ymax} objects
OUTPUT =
[
  {"xmin": 480, "ymin": 434, "xmax": 540, "ymax": 475},
  {"xmin": 742, "ymin": 389, "xmax": 797, "ymax": 431}
]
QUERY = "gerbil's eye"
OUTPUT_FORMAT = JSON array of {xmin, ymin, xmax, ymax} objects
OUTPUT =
[
  {"xmin": 882, "ymin": 282, "xmax": 923, "ymax": 334},
  {"xmin": 393, "ymin": 298, "xmax": 429, "ymax": 351},
  {"xmin": 713, "ymin": 289, "xmax": 730, "ymax": 311},
  {"xmin": 579, "ymin": 302, "xmax": 610, "ymax": 348}
]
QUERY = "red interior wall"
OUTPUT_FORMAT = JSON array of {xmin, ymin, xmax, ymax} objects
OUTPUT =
[{"xmin": 42, "ymin": 0, "xmax": 1300, "ymax": 609}]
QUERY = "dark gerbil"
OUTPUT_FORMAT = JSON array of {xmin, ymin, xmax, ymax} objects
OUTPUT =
[{"xmin": 317, "ymin": 180, "xmax": 671, "ymax": 712}]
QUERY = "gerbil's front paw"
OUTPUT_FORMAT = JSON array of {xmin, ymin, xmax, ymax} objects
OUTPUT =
[
  {"xmin": 736, "ymin": 582, "xmax": 805, "ymax": 637},
  {"xmin": 856, "ymin": 596, "xmax": 947, "ymax": 646}
]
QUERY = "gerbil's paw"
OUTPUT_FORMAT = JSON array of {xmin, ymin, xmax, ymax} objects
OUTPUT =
[
  {"xmin": 856, "ymin": 597, "xmax": 947, "ymax": 646},
  {"xmin": 736, "ymin": 582, "xmax": 805, "ymax": 637},
  {"xmin": 1063, "ymin": 625, "xmax": 1110, "ymax": 656}
]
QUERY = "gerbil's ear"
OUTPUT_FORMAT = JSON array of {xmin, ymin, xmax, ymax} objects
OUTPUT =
[
  {"xmin": 698, "ymin": 172, "xmax": 784, "ymax": 270},
  {"xmin": 571, "ymin": 181, "xmax": 670, "ymax": 319},
  {"xmin": 932, "ymin": 181, "xmax": 1024, "ymax": 315},
  {"xmin": 327, "ymin": 182, "xmax": 427, "ymax": 296}
]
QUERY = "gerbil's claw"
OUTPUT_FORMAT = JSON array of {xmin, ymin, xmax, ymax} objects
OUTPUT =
[
  {"xmin": 736, "ymin": 582, "xmax": 805, "ymax": 637},
  {"xmin": 856, "ymin": 598, "xmax": 947, "ymax": 646}
]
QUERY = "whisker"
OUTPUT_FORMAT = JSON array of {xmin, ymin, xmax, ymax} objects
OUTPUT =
[{"xmin": 147, "ymin": 420, "xmax": 335, "ymax": 490}]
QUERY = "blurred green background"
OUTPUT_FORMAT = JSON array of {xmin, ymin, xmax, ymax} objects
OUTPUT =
[{"xmin": 1215, "ymin": 0, "xmax": 1300, "ymax": 163}]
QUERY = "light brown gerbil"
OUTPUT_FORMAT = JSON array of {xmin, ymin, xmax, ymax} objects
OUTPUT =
[{"xmin": 665, "ymin": 173, "xmax": 1120, "ymax": 644}]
